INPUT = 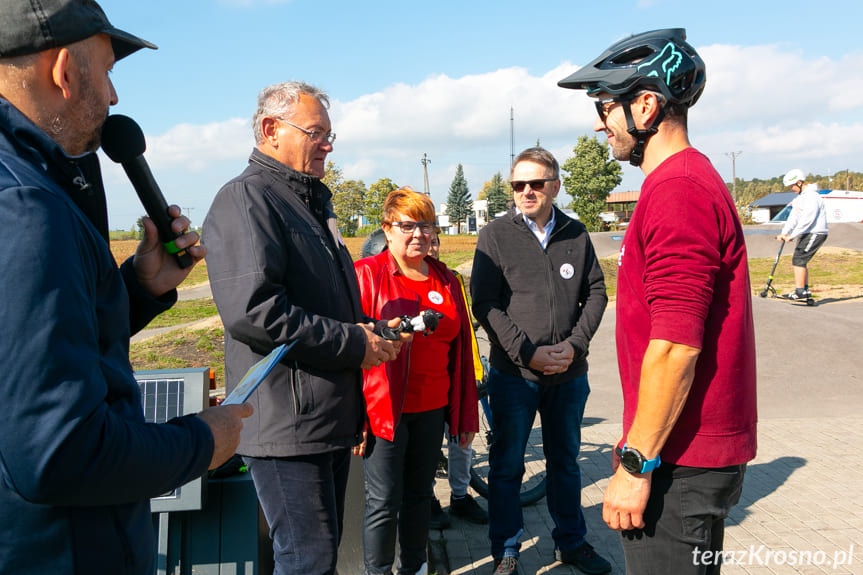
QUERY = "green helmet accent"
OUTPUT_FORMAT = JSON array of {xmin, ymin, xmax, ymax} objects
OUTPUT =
[{"xmin": 783, "ymin": 169, "xmax": 805, "ymax": 187}]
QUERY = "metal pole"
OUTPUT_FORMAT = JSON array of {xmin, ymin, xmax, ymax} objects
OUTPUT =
[
  {"xmin": 421, "ymin": 153, "xmax": 431, "ymax": 196},
  {"xmin": 510, "ymin": 107, "xmax": 514, "ymax": 173},
  {"xmin": 182, "ymin": 206, "xmax": 195, "ymax": 228},
  {"xmin": 725, "ymin": 151, "xmax": 742, "ymax": 202}
]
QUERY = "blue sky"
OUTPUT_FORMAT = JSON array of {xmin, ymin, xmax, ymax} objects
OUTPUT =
[{"xmin": 97, "ymin": 0, "xmax": 863, "ymax": 229}]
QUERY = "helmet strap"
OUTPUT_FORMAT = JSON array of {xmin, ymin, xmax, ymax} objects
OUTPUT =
[{"xmin": 622, "ymin": 100, "xmax": 667, "ymax": 167}]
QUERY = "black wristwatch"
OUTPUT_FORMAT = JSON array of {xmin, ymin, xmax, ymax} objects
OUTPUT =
[{"xmin": 615, "ymin": 444, "xmax": 661, "ymax": 475}]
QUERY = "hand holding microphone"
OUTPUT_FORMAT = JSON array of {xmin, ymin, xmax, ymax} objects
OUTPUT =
[{"xmin": 101, "ymin": 114, "xmax": 194, "ymax": 269}]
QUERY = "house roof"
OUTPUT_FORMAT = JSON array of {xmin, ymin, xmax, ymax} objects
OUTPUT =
[
  {"xmin": 606, "ymin": 191, "xmax": 640, "ymax": 204},
  {"xmin": 750, "ymin": 192, "xmax": 796, "ymax": 208}
]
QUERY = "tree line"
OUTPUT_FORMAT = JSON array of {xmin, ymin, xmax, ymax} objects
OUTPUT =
[
  {"xmin": 324, "ymin": 142, "xmax": 861, "ymax": 236},
  {"xmin": 324, "ymin": 136, "xmax": 623, "ymax": 236},
  {"xmin": 732, "ymin": 171, "xmax": 862, "ymax": 208}
]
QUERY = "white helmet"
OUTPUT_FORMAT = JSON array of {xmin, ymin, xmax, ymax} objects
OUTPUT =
[{"xmin": 783, "ymin": 168, "xmax": 805, "ymax": 187}]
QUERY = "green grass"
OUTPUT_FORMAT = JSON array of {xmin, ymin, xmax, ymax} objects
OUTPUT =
[
  {"xmin": 130, "ymin": 327, "xmax": 225, "ymax": 387},
  {"xmin": 599, "ymin": 257, "xmax": 618, "ymax": 298},
  {"xmin": 109, "ymin": 230, "xmax": 139, "ymax": 241},
  {"xmin": 144, "ymin": 298, "xmax": 218, "ymax": 328},
  {"xmin": 748, "ymin": 249, "xmax": 863, "ymax": 295},
  {"xmin": 181, "ymin": 261, "xmax": 210, "ymax": 288},
  {"xmin": 440, "ymin": 249, "xmax": 476, "ymax": 270}
]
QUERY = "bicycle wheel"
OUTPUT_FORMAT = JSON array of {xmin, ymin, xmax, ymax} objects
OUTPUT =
[{"xmin": 468, "ymin": 374, "xmax": 547, "ymax": 506}]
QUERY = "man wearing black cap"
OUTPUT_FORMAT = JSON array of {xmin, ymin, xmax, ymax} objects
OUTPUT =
[
  {"xmin": 0, "ymin": 1, "xmax": 251, "ymax": 573},
  {"xmin": 559, "ymin": 29, "xmax": 757, "ymax": 574}
]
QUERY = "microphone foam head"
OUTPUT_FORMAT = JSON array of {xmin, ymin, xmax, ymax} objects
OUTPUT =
[{"xmin": 101, "ymin": 114, "xmax": 146, "ymax": 163}]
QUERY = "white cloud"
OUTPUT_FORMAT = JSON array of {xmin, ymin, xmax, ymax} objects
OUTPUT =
[
  {"xmin": 696, "ymin": 44, "xmax": 863, "ymax": 129},
  {"xmin": 331, "ymin": 64, "xmax": 592, "ymax": 148},
  {"xmin": 146, "ymin": 118, "xmax": 251, "ymax": 172}
]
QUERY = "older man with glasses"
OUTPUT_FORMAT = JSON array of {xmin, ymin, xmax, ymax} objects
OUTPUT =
[
  {"xmin": 471, "ymin": 147, "xmax": 610, "ymax": 575},
  {"xmin": 203, "ymin": 81, "xmax": 406, "ymax": 575}
]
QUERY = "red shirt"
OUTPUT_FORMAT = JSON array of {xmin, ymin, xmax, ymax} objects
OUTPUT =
[
  {"xmin": 353, "ymin": 251, "xmax": 479, "ymax": 442},
  {"xmin": 616, "ymin": 148, "xmax": 757, "ymax": 467},
  {"xmin": 397, "ymin": 273, "xmax": 459, "ymax": 412}
]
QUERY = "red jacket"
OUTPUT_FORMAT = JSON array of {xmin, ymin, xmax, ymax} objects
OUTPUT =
[{"xmin": 354, "ymin": 251, "xmax": 479, "ymax": 441}]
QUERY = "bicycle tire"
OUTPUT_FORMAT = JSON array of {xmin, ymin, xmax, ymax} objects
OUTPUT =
[{"xmin": 467, "ymin": 374, "xmax": 547, "ymax": 506}]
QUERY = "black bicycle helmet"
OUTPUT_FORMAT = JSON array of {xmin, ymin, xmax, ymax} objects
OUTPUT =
[
  {"xmin": 360, "ymin": 227, "xmax": 388, "ymax": 258},
  {"xmin": 558, "ymin": 29, "xmax": 705, "ymax": 167},
  {"xmin": 558, "ymin": 28, "xmax": 705, "ymax": 107}
]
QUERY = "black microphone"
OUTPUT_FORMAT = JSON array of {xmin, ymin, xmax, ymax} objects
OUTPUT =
[{"xmin": 101, "ymin": 114, "xmax": 193, "ymax": 269}]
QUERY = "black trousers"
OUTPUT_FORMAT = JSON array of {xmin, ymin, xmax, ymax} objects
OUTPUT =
[
  {"xmin": 620, "ymin": 463, "xmax": 746, "ymax": 575},
  {"xmin": 362, "ymin": 408, "xmax": 446, "ymax": 575}
]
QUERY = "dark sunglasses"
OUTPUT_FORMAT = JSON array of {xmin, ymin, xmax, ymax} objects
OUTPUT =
[
  {"xmin": 594, "ymin": 97, "xmax": 629, "ymax": 122},
  {"xmin": 511, "ymin": 178, "xmax": 556, "ymax": 193}
]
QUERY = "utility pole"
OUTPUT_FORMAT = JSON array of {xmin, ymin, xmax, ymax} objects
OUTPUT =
[
  {"xmin": 725, "ymin": 151, "xmax": 742, "ymax": 202},
  {"xmin": 182, "ymin": 207, "xmax": 195, "ymax": 228},
  {"xmin": 421, "ymin": 153, "xmax": 431, "ymax": 196},
  {"xmin": 510, "ymin": 107, "xmax": 515, "ymax": 173}
]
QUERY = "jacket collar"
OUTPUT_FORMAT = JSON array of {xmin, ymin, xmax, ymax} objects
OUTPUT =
[
  {"xmin": 248, "ymin": 147, "xmax": 333, "ymax": 211},
  {"xmin": 508, "ymin": 204, "xmax": 571, "ymax": 235},
  {"xmin": 0, "ymin": 97, "xmax": 95, "ymax": 189},
  {"xmin": 0, "ymin": 97, "xmax": 109, "ymax": 239}
]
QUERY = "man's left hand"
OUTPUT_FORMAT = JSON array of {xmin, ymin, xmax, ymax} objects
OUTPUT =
[
  {"xmin": 134, "ymin": 205, "xmax": 206, "ymax": 297},
  {"xmin": 602, "ymin": 466, "xmax": 652, "ymax": 531}
]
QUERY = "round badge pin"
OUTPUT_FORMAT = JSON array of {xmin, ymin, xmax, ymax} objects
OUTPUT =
[
  {"xmin": 429, "ymin": 291, "xmax": 444, "ymax": 305},
  {"xmin": 560, "ymin": 263, "xmax": 574, "ymax": 280}
]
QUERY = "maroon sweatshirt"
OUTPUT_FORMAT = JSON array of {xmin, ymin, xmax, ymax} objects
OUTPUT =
[{"xmin": 616, "ymin": 148, "xmax": 757, "ymax": 468}]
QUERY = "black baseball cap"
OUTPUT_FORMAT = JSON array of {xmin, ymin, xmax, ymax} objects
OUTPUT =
[{"xmin": 0, "ymin": 0, "xmax": 157, "ymax": 61}]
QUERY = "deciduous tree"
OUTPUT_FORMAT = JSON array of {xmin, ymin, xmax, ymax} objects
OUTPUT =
[
  {"xmin": 561, "ymin": 135, "xmax": 622, "ymax": 231},
  {"xmin": 322, "ymin": 161, "xmax": 366, "ymax": 236},
  {"xmin": 366, "ymin": 178, "xmax": 398, "ymax": 225}
]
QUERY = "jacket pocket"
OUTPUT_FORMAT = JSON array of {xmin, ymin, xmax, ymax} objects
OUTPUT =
[{"xmin": 291, "ymin": 363, "xmax": 316, "ymax": 415}]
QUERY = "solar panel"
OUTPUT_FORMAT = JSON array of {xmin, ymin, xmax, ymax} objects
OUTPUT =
[{"xmin": 134, "ymin": 368, "xmax": 210, "ymax": 513}]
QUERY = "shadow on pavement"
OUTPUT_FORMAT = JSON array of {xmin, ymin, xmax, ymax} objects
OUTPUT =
[
  {"xmin": 812, "ymin": 294, "xmax": 863, "ymax": 305},
  {"xmin": 727, "ymin": 456, "xmax": 807, "ymax": 525}
]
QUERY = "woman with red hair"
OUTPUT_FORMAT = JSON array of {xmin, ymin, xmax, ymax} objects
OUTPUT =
[{"xmin": 353, "ymin": 188, "xmax": 478, "ymax": 575}]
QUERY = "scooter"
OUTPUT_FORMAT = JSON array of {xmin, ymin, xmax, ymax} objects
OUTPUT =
[{"xmin": 758, "ymin": 240, "xmax": 815, "ymax": 306}]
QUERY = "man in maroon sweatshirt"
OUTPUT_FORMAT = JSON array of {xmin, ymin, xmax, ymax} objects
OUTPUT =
[{"xmin": 559, "ymin": 29, "xmax": 757, "ymax": 575}]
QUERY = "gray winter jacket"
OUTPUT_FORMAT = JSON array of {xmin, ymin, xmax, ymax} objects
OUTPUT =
[
  {"xmin": 471, "ymin": 207, "xmax": 607, "ymax": 384},
  {"xmin": 203, "ymin": 149, "xmax": 369, "ymax": 456}
]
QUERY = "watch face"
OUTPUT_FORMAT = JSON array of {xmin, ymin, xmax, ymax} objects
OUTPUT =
[{"xmin": 620, "ymin": 450, "xmax": 642, "ymax": 474}]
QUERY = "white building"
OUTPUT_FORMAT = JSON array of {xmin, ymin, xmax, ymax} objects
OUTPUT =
[{"xmin": 438, "ymin": 199, "xmax": 488, "ymax": 234}]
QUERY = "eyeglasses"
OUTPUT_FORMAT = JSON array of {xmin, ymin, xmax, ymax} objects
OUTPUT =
[
  {"xmin": 511, "ymin": 178, "xmax": 556, "ymax": 193},
  {"xmin": 277, "ymin": 118, "xmax": 336, "ymax": 144},
  {"xmin": 594, "ymin": 97, "xmax": 628, "ymax": 122},
  {"xmin": 390, "ymin": 221, "xmax": 435, "ymax": 234}
]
